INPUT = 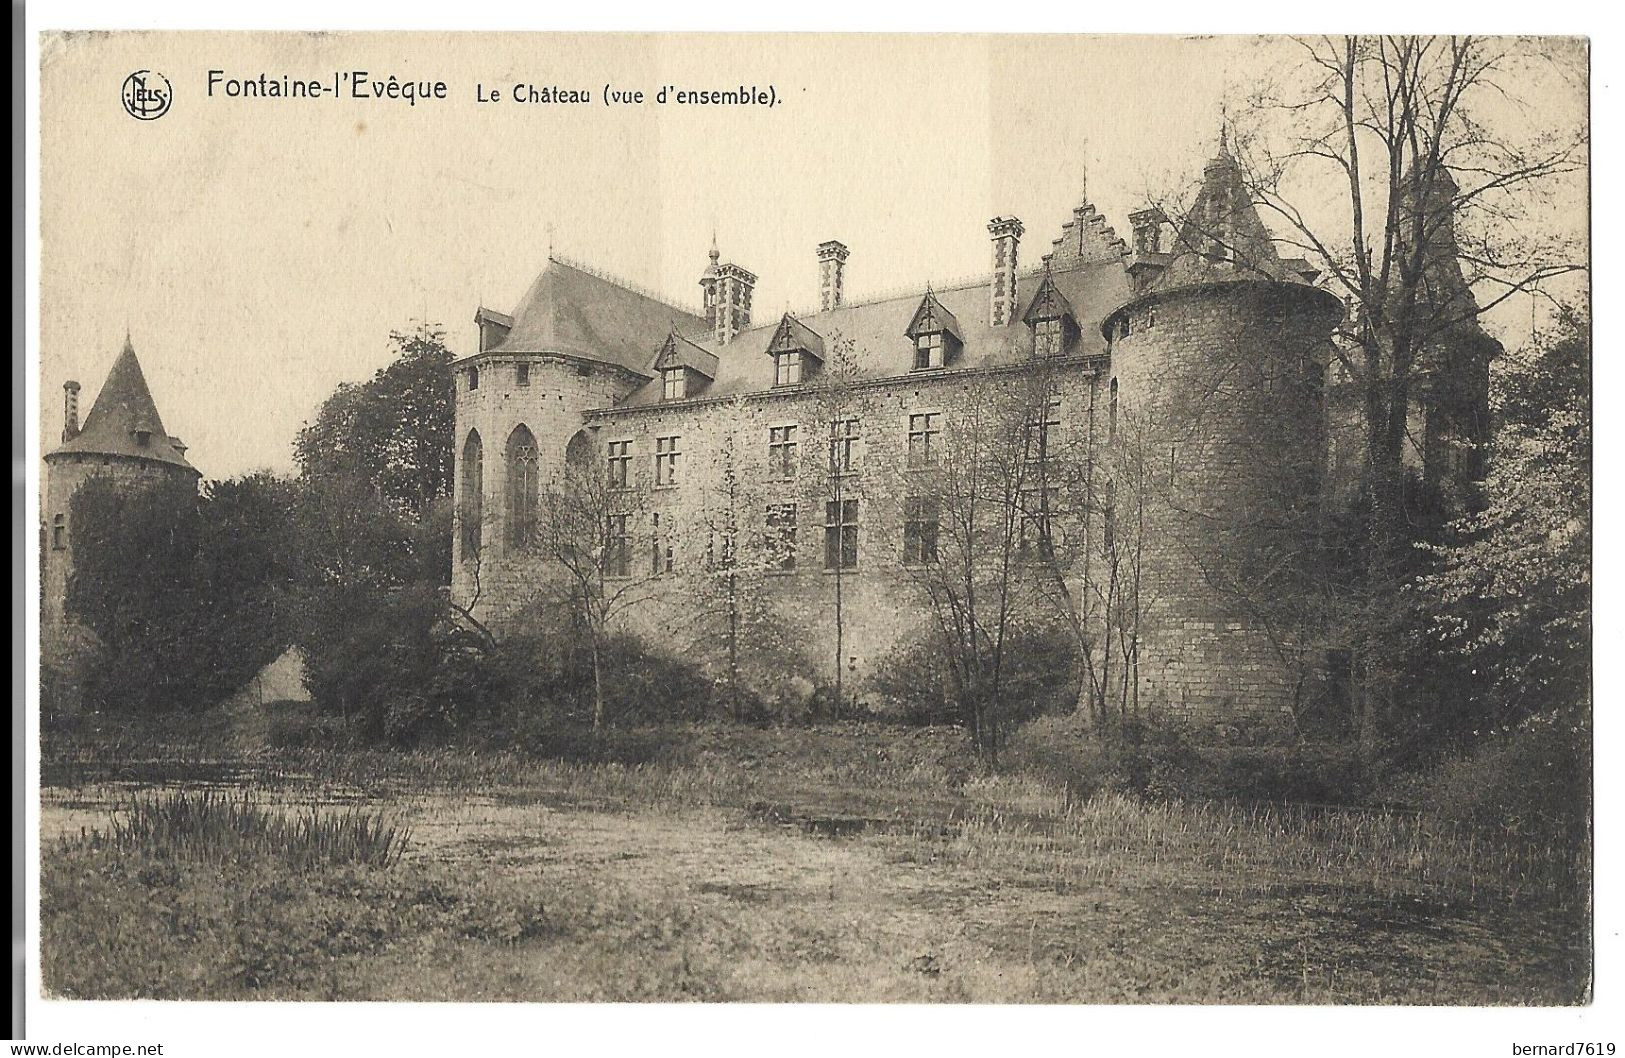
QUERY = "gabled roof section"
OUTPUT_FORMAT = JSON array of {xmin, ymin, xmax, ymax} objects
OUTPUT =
[
  {"xmin": 1022, "ymin": 270, "xmax": 1077, "ymax": 325},
  {"xmin": 47, "ymin": 337, "xmax": 198, "ymax": 472},
  {"xmin": 653, "ymin": 330, "xmax": 720, "ymax": 380},
  {"xmin": 768, "ymin": 314, "xmax": 826, "ymax": 361},
  {"xmin": 484, "ymin": 257, "xmax": 709, "ymax": 375},
  {"xmin": 905, "ymin": 290, "xmax": 963, "ymax": 342}
]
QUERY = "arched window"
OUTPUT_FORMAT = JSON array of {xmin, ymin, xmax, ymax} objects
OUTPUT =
[
  {"xmin": 506, "ymin": 425, "xmax": 540, "ymax": 550},
  {"xmin": 1109, "ymin": 378, "xmax": 1119, "ymax": 441},
  {"xmin": 460, "ymin": 430, "xmax": 483, "ymax": 560}
]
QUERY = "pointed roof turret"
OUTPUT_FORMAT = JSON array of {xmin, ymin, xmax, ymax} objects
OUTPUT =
[{"xmin": 46, "ymin": 337, "xmax": 197, "ymax": 473}]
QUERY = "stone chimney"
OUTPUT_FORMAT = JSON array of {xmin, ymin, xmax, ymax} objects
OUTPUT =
[
  {"xmin": 62, "ymin": 381, "xmax": 81, "ymax": 441},
  {"xmin": 1130, "ymin": 208, "xmax": 1169, "ymax": 255},
  {"xmin": 988, "ymin": 217, "xmax": 1024, "ymax": 326},
  {"xmin": 817, "ymin": 240, "xmax": 849, "ymax": 311},
  {"xmin": 714, "ymin": 262, "xmax": 757, "ymax": 346}
]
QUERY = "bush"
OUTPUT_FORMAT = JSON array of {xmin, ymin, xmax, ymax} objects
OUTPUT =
[
  {"xmin": 1423, "ymin": 711, "xmax": 1590, "ymax": 845},
  {"xmin": 1003, "ymin": 714, "xmax": 1372, "ymax": 805},
  {"xmin": 868, "ymin": 622, "xmax": 1081, "ymax": 728}
]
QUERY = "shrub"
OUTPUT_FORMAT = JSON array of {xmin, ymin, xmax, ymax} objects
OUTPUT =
[
  {"xmin": 1423, "ymin": 711, "xmax": 1590, "ymax": 845},
  {"xmin": 1003, "ymin": 715, "xmax": 1372, "ymax": 805},
  {"xmin": 868, "ymin": 622, "xmax": 1080, "ymax": 728}
]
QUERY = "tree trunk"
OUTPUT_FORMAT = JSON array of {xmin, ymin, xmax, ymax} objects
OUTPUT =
[{"xmin": 591, "ymin": 634, "xmax": 605, "ymax": 732}]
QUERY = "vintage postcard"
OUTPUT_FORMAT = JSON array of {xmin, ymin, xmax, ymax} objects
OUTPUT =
[{"xmin": 26, "ymin": 25, "xmax": 1594, "ymax": 1052}]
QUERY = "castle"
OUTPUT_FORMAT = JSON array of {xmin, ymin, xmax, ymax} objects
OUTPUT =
[{"xmin": 450, "ymin": 135, "xmax": 1496, "ymax": 723}]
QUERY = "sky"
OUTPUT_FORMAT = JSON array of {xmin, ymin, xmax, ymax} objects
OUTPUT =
[{"xmin": 37, "ymin": 33, "xmax": 1588, "ymax": 481}]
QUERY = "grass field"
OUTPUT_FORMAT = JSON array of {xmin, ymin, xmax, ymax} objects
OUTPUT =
[{"xmin": 39, "ymin": 722, "xmax": 1590, "ymax": 1004}]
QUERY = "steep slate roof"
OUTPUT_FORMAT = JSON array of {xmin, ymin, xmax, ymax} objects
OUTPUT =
[
  {"xmin": 47, "ymin": 338, "xmax": 197, "ymax": 473},
  {"xmin": 1150, "ymin": 144, "xmax": 1307, "ymax": 291},
  {"xmin": 611, "ymin": 255, "xmax": 1131, "ymax": 410},
  {"xmin": 479, "ymin": 258, "xmax": 709, "ymax": 375}
]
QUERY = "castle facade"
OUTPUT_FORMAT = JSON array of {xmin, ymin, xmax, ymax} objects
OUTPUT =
[{"xmin": 451, "ymin": 140, "xmax": 1494, "ymax": 722}]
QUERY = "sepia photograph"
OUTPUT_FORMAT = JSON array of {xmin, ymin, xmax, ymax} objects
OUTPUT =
[{"xmin": 26, "ymin": 26, "xmax": 1592, "ymax": 1030}]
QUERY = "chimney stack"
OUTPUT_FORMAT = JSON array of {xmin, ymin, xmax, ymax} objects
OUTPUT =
[
  {"xmin": 714, "ymin": 262, "xmax": 756, "ymax": 346},
  {"xmin": 988, "ymin": 217, "xmax": 1024, "ymax": 326},
  {"xmin": 817, "ymin": 240, "xmax": 849, "ymax": 311},
  {"xmin": 62, "ymin": 381, "xmax": 81, "ymax": 441},
  {"xmin": 1130, "ymin": 208, "xmax": 1168, "ymax": 256}
]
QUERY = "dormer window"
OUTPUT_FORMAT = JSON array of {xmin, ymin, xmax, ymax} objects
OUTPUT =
[
  {"xmin": 662, "ymin": 368, "xmax": 687, "ymax": 401},
  {"xmin": 914, "ymin": 333, "xmax": 944, "ymax": 371},
  {"xmin": 134, "ymin": 430, "xmax": 151, "ymax": 447},
  {"xmin": 769, "ymin": 314, "xmax": 825, "ymax": 387},
  {"xmin": 775, "ymin": 350, "xmax": 803, "ymax": 387},
  {"xmin": 654, "ymin": 331, "xmax": 717, "ymax": 402},
  {"xmin": 905, "ymin": 291, "xmax": 963, "ymax": 371},
  {"xmin": 1023, "ymin": 271, "xmax": 1078, "ymax": 358}
]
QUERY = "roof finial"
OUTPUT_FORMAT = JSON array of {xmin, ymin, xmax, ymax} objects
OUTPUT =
[
  {"xmin": 709, "ymin": 227, "xmax": 720, "ymax": 264},
  {"xmin": 1219, "ymin": 102, "xmax": 1230, "ymax": 156},
  {"xmin": 1079, "ymin": 135, "xmax": 1090, "ymax": 204},
  {"xmin": 546, "ymin": 221, "xmax": 556, "ymax": 260}
]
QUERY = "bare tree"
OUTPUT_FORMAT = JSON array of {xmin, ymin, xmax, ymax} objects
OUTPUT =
[
  {"xmin": 1145, "ymin": 35, "xmax": 1585, "ymax": 735},
  {"xmin": 688, "ymin": 396, "xmax": 800, "ymax": 719},
  {"xmin": 535, "ymin": 435, "xmax": 661, "ymax": 731},
  {"xmin": 804, "ymin": 335, "xmax": 871, "ymax": 718},
  {"xmin": 887, "ymin": 370, "xmax": 1064, "ymax": 758}
]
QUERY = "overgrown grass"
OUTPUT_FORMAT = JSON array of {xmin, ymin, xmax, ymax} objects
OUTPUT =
[{"xmin": 71, "ymin": 790, "xmax": 410, "ymax": 870}]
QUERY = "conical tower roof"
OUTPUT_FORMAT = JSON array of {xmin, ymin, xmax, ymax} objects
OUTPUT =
[
  {"xmin": 1154, "ymin": 142, "xmax": 1300, "ymax": 289},
  {"xmin": 47, "ymin": 337, "xmax": 197, "ymax": 473}
]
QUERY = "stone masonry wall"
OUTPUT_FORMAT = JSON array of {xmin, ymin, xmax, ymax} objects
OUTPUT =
[{"xmin": 1106, "ymin": 281, "xmax": 1340, "ymax": 722}]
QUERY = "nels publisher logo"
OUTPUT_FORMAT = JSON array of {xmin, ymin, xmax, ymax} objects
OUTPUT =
[{"xmin": 121, "ymin": 70, "xmax": 172, "ymax": 121}]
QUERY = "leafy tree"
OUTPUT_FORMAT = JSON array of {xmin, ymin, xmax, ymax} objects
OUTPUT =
[
  {"xmin": 1411, "ymin": 306, "xmax": 1590, "ymax": 731},
  {"xmin": 288, "ymin": 322, "xmax": 493, "ymax": 741},
  {"xmin": 293, "ymin": 322, "xmax": 455, "ymax": 581},
  {"xmin": 64, "ymin": 472, "xmax": 298, "ymax": 714}
]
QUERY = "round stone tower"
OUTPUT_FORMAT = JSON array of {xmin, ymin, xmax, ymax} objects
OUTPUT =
[
  {"xmin": 451, "ymin": 257, "xmax": 709, "ymax": 628},
  {"xmin": 1101, "ymin": 144, "xmax": 1343, "ymax": 724},
  {"xmin": 43, "ymin": 337, "xmax": 200, "ymax": 689}
]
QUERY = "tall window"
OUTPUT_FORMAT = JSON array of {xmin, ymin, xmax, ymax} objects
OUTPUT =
[
  {"xmin": 51, "ymin": 514, "xmax": 65, "ymax": 550},
  {"xmin": 1034, "ymin": 317, "xmax": 1064, "ymax": 357},
  {"xmin": 774, "ymin": 350, "xmax": 803, "ymax": 386},
  {"xmin": 460, "ymin": 430, "xmax": 483, "ymax": 559},
  {"xmin": 768, "ymin": 425, "xmax": 798, "ymax": 479},
  {"xmin": 651, "ymin": 512, "xmax": 674, "ymax": 574},
  {"xmin": 516, "ymin": 362, "xmax": 530, "ymax": 387},
  {"xmin": 1109, "ymin": 378, "xmax": 1119, "ymax": 441},
  {"xmin": 766, "ymin": 503, "xmax": 798, "ymax": 571},
  {"xmin": 606, "ymin": 514, "xmax": 631, "ymax": 577},
  {"xmin": 468, "ymin": 366, "xmax": 480, "ymax": 391},
  {"xmin": 1025, "ymin": 397, "xmax": 1062, "ymax": 467},
  {"xmin": 824, "ymin": 499, "xmax": 859, "ymax": 570},
  {"xmin": 662, "ymin": 368, "xmax": 686, "ymax": 401},
  {"xmin": 903, "ymin": 495, "xmax": 939, "ymax": 564},
  {"xmin": 505, "ymin": 425, "xmax": 539, "ymax": 550},
  {"xmin": 606, "ymin": 440, "xmax": 632, "ymax": 488},
  {"xmin": 914, "ymin": 332, "xmax": 944, "ymax": 370},
  {"xmin": 655, "ymin": 435, "xmax": 682, "ymax": 486},
  {"xmin": 1019, "ymin": 487, "xmax": 1056, "ymax": 559},
  {"xmin": 907, "ymin": 412, "xmax": 941, "ymax": 469},
  {"xmin": 829, "ymin": 418, "xmax": 860, "ymax": 475}
]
